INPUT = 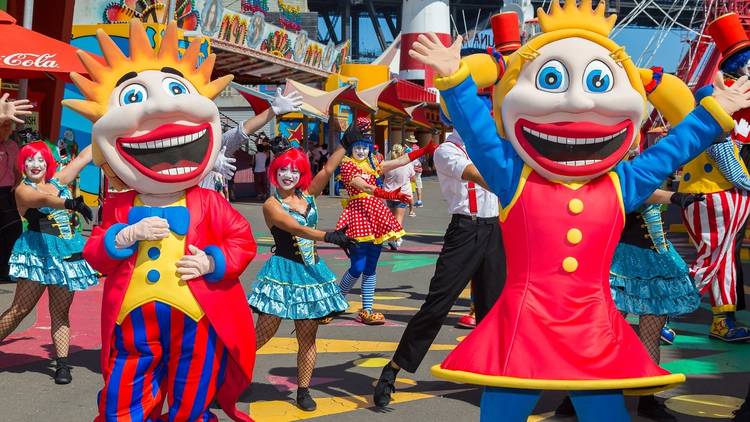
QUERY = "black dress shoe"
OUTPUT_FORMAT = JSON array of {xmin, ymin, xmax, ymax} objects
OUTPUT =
[
  {"xmin": 638, "ymin": 395, "xmax": 676, "ymax": 422},
  {"xmin": 373, "ymin": 363, "xmax": 398, "ymax": 407},
  {"xmin": 555, "ymin": 396, "xmax": 576, "ymax": 417},
  {"xmin": 54, "ymin": 358, "xmax": 72, "ymax": 385},
  {"xmin": 296, "ymin": 388, "xmax": 317, "ymax": 411}
]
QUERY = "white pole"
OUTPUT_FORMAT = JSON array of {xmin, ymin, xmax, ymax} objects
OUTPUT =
[
  {"xmin": 167, "ymin": 0, "xmax": 176, "ymax": 24},
  {"xmin": 18, "ymin": 0, "xmax": 35, "ymax": 100}
]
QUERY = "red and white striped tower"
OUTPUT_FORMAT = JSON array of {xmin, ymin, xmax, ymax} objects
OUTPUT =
[{"xmin": 399, "ymin": 0, "xmax": 451, "ymax": 88}]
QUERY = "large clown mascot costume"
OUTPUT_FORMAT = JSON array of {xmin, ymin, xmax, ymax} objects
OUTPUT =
[
  {"xmin": 408, "ymin": 1, "xmax": 750, "ymax": 421},
  {"xmin": 64, "ymin": 21, "xmax": 257, "ymax": 421}
]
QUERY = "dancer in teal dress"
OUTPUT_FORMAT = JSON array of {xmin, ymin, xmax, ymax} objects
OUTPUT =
[
  {"xmin": 248, "ymin": 135, "xmax": 356, "ymax": 411},
  {"xmin": 0, "ymin": 141, "xmax": 96, "ymax": 385}
]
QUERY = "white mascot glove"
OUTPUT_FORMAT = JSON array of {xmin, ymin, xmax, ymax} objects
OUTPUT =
[
  {"xmin": 271, "ymin": 86, "xmax": 303, "ymax": 115},
  {"xmin": 115, "ymin": 216, "xmax": 170, "ymax": 248},
  {"xmin": 214, "ymin": 146, "xmax": 237, "ymax": 179},
  {"xmin": 176, "ymin": 244, "xmax": 215, "ymax": 281}
]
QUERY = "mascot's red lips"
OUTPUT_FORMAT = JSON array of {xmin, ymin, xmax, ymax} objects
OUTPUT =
[
  {"xmin": 116, "ymin": 123, "xmax": 212, "ymax": 183},
  {"xmin": 514, "ymin": 119, "xmax": 633, "ymax": 177}
]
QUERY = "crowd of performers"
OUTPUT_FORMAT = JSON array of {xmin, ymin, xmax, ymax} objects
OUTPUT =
[{"xmin": 2, "ymin": 2, "xmax": 750, "ymax": 420}]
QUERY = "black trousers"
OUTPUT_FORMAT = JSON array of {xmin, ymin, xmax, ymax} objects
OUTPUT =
[
  {"xmin": 393, "ymin": 214, "xmax": 505, "ymax": 373},
  {"xmin": 0, "ymin": 188, "xmax": 21, "ymax": 279}
]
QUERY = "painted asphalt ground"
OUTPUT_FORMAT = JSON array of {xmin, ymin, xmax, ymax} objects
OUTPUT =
[{"xmin": 0, "ymin": 177, "xmax": 749, "ymax": 421}]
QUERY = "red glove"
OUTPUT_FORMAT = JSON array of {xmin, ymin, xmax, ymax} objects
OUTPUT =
[
  {"xmin": 374, "ymin": 187, "xmax": 412, "ymax": 203},
  {"xmin": 407, "ymin": 142, "xmax": 437, "ymax": 161}
]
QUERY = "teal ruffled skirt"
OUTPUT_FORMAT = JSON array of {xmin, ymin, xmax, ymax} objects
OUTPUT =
[
  {"xmin": 247, "ymin": 255, "xmax": 348, "ymax": 320},
  {"xmin": 609, "ymin": 241, "xmax": 700, "ymax": 316},
  {"xmin": 9, "ymin": 230, "xmax": 99, "ymax": 292}
]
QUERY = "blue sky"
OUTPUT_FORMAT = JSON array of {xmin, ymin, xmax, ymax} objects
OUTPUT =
[{"xmin": 320, "ymin": 17, "xmax": 691, "ymax": 72}]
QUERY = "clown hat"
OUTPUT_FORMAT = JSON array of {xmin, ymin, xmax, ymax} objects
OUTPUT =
[
  {"xmin": 490, "ymin": 12, "xmax": 522, "ymax": 54},
  {"xmin": 707, "ymin": 13, "xmax": 750, "ymax": 69}
]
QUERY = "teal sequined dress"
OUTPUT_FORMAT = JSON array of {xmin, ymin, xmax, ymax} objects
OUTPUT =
[
  {"xmin": 247, "ymin": 192, "xmax": 348, "ymax": 320},
  {"xmin": 609, "ymin": 204, "xmax": 700, "ymax": 316},
  {"xmin": 9, "ymin": 178, "xmax": 99, "ymax": 291}
]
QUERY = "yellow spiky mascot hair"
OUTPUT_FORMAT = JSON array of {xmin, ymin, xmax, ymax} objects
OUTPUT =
[
  {"xmin": 451, "ymin": 0, "xmax": 695, "ymax": 140},
  {"xmin": 63, "ymin": 19, "xmax": 232, "ymax": 166}
]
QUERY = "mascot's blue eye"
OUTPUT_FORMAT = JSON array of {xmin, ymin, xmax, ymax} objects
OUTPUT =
[
  {"xmin": 536, "ymin": 60, "xmax": 568, "ymax": 93},
  {"xmin": 583, "ymin": 60, "xmax": 613, "ymax": 93},
  {"xmin": 118, "ymin": 84, "xmax": 148, "ymax": 106},
  {"xmin": 162, "ymin": 77, "xmax": 189, "ymax": 96}
]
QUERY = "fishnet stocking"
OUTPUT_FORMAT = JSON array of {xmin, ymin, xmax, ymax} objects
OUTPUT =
[
  {"xmin": 639, "ymin": 314, "xmax": 667, "ymax": 364},
  {"xmin": 294, "ymin": 320, "xmax": 319, "ymax": 388},
  {"xmin": 48, "ymin": 286, "xmax": 74, "ymax": 359},
  {"xmin": 0, "ymin": 280, "xmax": 45, "ymax": 341},
  {"xmin": 255, "ymin": 313, "xmax": 281, "ymax": 350}
]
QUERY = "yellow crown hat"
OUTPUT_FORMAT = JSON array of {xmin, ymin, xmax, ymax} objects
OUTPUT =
[
  {"xmin": 537, "ymin": 0, "xmax": 616, "ymax": 37},
  {"xmin": 62, "ymin": 19, "xmax": 232, "ymax": 123}
]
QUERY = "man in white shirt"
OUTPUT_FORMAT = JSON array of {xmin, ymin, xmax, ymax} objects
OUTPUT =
[{"xmin": 373, "ymin": 130, "xmax": 505, "ymax": 406}]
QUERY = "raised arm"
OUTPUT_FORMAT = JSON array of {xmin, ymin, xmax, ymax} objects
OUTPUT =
[
  {"xmin": 55, "ymin": 144, "xmax": 92, "ymax": 185},
  {"xmin": 616, "ymin": 73, "xmax": 750, "ymax": 213},
  {"xmin": 379, "ymin": 142, "xmax": 437, "ymax": 174},
  {"xmin": 308, "ymin": 145, "xmax": 346, "ymax": 197},
  {"xmin": 409, "ymin": 34, "xmax": 522, "ymax": 206}
]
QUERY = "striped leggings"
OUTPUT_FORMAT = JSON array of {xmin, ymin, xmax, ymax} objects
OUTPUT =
[
  {"xmin": 96, "ymin": 302, "xmax": 228, "ymax": 422},
  {"xmin": 339, "ymin": 242, "xmax": 382, "ymax": 311}
]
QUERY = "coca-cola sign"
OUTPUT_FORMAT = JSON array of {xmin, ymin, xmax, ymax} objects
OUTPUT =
[{"xmin": 1, "ymin": 53, "xmax": 59, "ymax": 69}]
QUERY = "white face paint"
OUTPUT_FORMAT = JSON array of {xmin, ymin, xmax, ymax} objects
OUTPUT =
[
  {"xmin": 25, "ymin": 152, "xmax": 47, "ymax": 182},
  {"xmin": 352, "ymin": 145, "xmax": 370, "ymax": 161},
  {"xmin": 276, "ymin": 165, "xmax": 301, "ymax": 191}
]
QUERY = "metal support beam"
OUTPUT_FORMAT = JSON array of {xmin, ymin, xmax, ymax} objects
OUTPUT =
[
  {"xmin": 321, "ymin": 11, "xmax": 339, "ymax": 44},
  {"xmin": 343, "ymin": 1, "xmax": 351, "ymax": 47},
  {"xmin": 384, "ymin": 12, "xmax": 398, "ymax": 38},
  {"xmin": 365, "ymin": 0, "xmax": 387, "ymax": 51},
  {"xmin": 351, "ymin": 7, "xmax": 360, "ymax": 59}
]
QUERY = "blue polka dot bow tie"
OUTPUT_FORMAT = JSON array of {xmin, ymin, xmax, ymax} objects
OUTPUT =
[{"xmin": 127, "ymin": 206, "xmax": 190, "ymax": 236}]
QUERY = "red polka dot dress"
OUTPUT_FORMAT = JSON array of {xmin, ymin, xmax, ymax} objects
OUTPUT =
[{"xmin": 336, "ymin": 158, "xmax": 405, "ymax": 244}]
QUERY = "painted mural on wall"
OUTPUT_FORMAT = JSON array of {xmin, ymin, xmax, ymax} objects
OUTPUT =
[
  {"xmin": 195, "ymin": 0, "xmax": 349, "ymax": 73},
  {"xmin": 241, "ymin": 0, "xmax": 269, "ymax": 16},
  {"xmin": 102, "ymin": 0, "xmax": 201, "ymax": 30}
]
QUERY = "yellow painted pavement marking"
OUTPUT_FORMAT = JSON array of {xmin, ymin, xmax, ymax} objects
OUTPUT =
[
  {"xmin": 456, "ymin": 336, "xmax": 466, "ymax": 342},
  {"xmin": 666, "ymin": 394, "xmax": 744, "ymax": 418},
  {"xmin": 257, "ymin": 337, "xmax": 456, "ymax": 355},
  {"xmin": 249, "ymin": 388, "xmax": 472, "ymax": 421},
  {"xmin": 373, "ymin": 292, "xmax": 410, "ymax": 300},
  {"xmin": 345, "ymin": 300, "xmax": 419, "ymax": 312},
  {"xmin": 459, "ymin": 288, "xmax": 471, "ymax": 300},
  {"xmin": 353, "ymin": 357, "xmax": 391, "ymax": 367}
]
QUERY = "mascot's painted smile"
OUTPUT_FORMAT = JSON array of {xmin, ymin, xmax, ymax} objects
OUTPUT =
[
  {"xmin": 514, "ymin": 118, "xmax": 633, "ymax": 173},
  {"xmin": 116, "ymin": 122, "xmax": 212, "ymax": 181}
]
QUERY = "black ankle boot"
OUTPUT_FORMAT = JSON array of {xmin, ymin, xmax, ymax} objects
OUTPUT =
[
  {"xmin": 54, "ymin": 358, "xmax": 72, "ymax": 385},
  {"xmin": 296, "ymin": 388, "xmax": 316, "ymax": 411},
  {"xmin": 638, "ymin": 395, "xmax": 676, "ymax": 422},
  {"xmin": 554, "ymin": 396, "xmax": 576, "ymax": 417},
  {"xmin": 373, "ymin": 362, "xmax": 399, "ymax": 407}
]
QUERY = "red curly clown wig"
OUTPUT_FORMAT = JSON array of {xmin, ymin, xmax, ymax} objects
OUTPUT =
[
  {"xmin": 17, "ymin": 141, "xmax": 56, "ymax": 181},
  {"xmin": 268, "ymin": 147, "xmax": 312, "ymax": 191}
]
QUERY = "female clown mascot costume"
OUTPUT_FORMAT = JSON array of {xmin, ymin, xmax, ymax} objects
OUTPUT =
[
  {"xmin": 409, "ymin": 1, "xmax": 750, "ymax": 421},
  {"xmin": 64, "ymin": 21, "xmax": 257, "ymax": 421}
]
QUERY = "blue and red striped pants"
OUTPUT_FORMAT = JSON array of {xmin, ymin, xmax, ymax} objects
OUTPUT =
[{"xmin": 97, "ymin": 301, "xmax": 228, "ymax": 422}]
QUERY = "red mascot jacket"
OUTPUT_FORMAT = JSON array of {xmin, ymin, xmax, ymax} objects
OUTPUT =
[{"xmin": 84, "ymin": 186, "xmax": 257, "ymax": 422}]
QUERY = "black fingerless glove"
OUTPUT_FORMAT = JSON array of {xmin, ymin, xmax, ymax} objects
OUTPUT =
[
  {"xmin": 324, "ymin": 228, "xmax": 358, "ymax": 250},
  {"xmin": 670, "ymin": 192, "xmax": 705, "ymax": 208},
  {"xmin": 64, "ymin": 196, "xmax": 93, "ymax": 223}
]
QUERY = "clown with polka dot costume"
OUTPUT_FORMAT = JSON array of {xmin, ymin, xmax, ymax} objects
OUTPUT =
[{"xmin": 336, "ymin": 118, "xmax": 436, "ymax": 325}]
